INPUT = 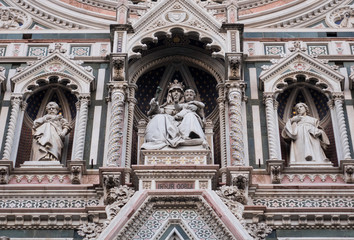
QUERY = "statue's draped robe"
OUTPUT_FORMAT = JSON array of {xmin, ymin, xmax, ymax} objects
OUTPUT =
[
  {"xmin": 282, "ymin": 115, "xmax": 329, "ymax": 163},
  {"xmin": 178, "ymin": 104, "xmax": 205, "ymax": 140},
  {"xmin": 142, "ymin": 104, "xmax": 205, "ymax": 150},
  {"xmin": 32, "ymin": 114, "xmax": 70, "ymax": 161}
]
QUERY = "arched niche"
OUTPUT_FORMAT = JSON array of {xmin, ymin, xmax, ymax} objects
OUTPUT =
[
  {"xmin": 262, "ymin": 70, "xmax": 351, "ymax": 167},
  {"xmin": 276, "ymin": 82, "xmax": 337, "ymax": 166},
  {"xmin": 4, "ymin": 48, "xmax": 95, "ymax": 166},
  {"xmin": 16, "ymin": 85, "xmax": 78, "ymax": 167},
  {"xmin": 127, "ymin": 38, "xmax": 225, "ymax": 166}
]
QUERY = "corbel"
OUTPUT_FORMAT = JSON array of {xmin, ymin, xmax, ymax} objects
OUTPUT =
[
  {"xmin": 68, "ymin": 160, "xmax": 86, "ymax": 184},
  {"xmin": 340, "ymin": 159, "xmax": 354, "ymax": 183},
  {"xmin": 266, "ymin": 159, "xmax": 285, "ymax": 184},
  {"xmin": 0, "ymin": 161, "xmax": 13, "ymax": 184}
]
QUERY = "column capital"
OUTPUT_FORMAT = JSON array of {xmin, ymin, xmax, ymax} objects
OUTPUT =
[
  {"xmin": 10, "ymin": 94, "xmax": 22, "ymax": 104},
  {"xmin": 78, "ymin": 94, "xmax": 91, "ymax": 106},
  {"xmin": 332, "ymin": 92, "xmax": 344, "ymax": 101},
  {"xmin": 108, "ymin": 81, "xmax": 128, "ymax": 91}
]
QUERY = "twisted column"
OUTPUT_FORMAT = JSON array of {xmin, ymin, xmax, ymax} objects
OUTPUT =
[
  {"xmin": 227, "ymin": 82, "xmax": 246, "ymax": 166},
  {"xmin": 3, "ymin": 95, "xmax": 22, "ymax": 160},
  {"xmin": 263, "ymin": 93, "xmax": 279, "ymax": 160},
  {"xmin": 217, "ymin": 83, "xmax": 227, "ymax": 168},
  {"xmin": 107, "ymin": 82, "xmax": 127, "ymax": 167},
  {"xmin": 124, "ymin": 84, "xmax": 137, "ymax": 167},
  {"xmin": 333, "ymin": 93, "xmax": 351, "ymax": 160},
  {"xmin": 74, "ymin": 94, "xmax": 90, "ymax": 160}
]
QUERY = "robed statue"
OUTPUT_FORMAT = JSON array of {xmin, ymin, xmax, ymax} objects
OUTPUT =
[{"xmin": 32, "ymin": 102, "xmax": 71, "ymax": 161}]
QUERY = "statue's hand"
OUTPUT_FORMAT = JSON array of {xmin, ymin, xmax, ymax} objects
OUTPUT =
[
  {"xmin": 291, "ymin": 116, "xmax": 301, "ymax": 123},
  {"xmin": 150, "ymin": 98, "xmax": 158, "ymax": 107},
  {"xmin": 175, "ymin": 115, "xmax": 182, "ymax": 120},
  {"xmin": 59, "ymin": 129, "xmax": 68, "ymax": 138}
]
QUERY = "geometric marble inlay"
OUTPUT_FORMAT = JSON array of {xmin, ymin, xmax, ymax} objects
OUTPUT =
[
  {"xmin": 71, "ymin": 46, "xmax": 91, "ymax": 57},
  {"xmin": 28, "ymin": 46, "xmax": 48, "ymax": 57},
  {"xmin": 0, "ymin": 46, "xmax": 6, "ymax": 56},
  {"xmin": 0, "ymin": 198, "xmax": 100, "ymax": 209},
  {"xmin": 133, "ymin": 209, "xmax": 218, "ymax": 240},
  {"xmin": 265, "ymin": 45, "xmax": 285, "ymax": 55},
  {"xmin": 253, "ymin": 196, "xmax": 353, "ymax": 208},
  {"xmin": 308, "ymin": 45, "xmax": 328, "ymax": 55}
]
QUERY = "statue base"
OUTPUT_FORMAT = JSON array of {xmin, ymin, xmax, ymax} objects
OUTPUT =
[
  {"xmin": 20, "ymin": 161, "xmax": 65, "ymax": 168},
  {"xmin": 140, "ymin": 146, "xmax": 211, "ymax": 165},
  {"xmin": 289, "ymin": 161, "xmax": 333, "ymax": 168}
]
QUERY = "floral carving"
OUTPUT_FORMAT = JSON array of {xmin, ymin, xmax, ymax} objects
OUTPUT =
[
  {"xmin": 77, "ymin": 185, "xmax": 135, "ymax": 240},
  {"xmin": 215, "ymin": 185, "xmax": 246, "ymax": 220},
  {"xmin": 243, "ymin": 222, "xmax": 272, "ymax": 240},
  {"xmin": 77, "ymin": 222, "xmax": 103, "ymax": 240},
  {"xmin": 105, "ymin": 185, "xmax": 135, "ymax": 220}
]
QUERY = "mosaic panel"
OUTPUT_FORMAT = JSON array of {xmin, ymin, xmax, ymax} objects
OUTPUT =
[
  {"xmin": 308, "ymin": 45, "xmax": 328, "ymax": 56},
  {"xmin": 0, "ymin": 46, "xmax": 6, "ymax": 56},
  {"xmin": 71, "ymin": 46, "xmax": 91, "ymax": 57},
  {"xmin": 265, "ymin": 45, "xmax": 285, "ymax": 56},
  {"xmin": 28, "ymin": 46, "xmax": 48, "ymax": 57},
  {"xmin": 0, "ymin": 198, "xmax": 100, "ymax": 209},
  {"xmin": 253, "ymin": 197, "xmax": 353, "ymax": 208},
  {"xmin": 133, "ymin": 209, "xmax": 218, "ymax": 240}
]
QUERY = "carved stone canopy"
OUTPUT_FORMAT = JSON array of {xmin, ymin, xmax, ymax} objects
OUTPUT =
[{"xmin": 11, "ymin": 45, "xmax": 95, "ymax": 97}]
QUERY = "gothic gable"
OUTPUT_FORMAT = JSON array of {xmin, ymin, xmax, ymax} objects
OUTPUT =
[
  {"xmin": 259, "ymin": 45, "xmax": 344, "ymax": 93},
  {"xmin": 11, "ymin": 44, "xmax": 95, "ymax": 96},
  {"xmin": 128, "ymin": 0, "xmax": 226, "ymax": 59}
]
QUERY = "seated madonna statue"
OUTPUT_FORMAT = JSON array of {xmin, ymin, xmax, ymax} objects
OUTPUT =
[
  {"xmin": 281, "ymin": 102, "xmax": 330, "ymax": 164},
  {"xmin": 32, "ymin": 102, "xmax": 72, "ymax": 161},
  {"xmin": 141, "ymin": 80, "xmax": 207, "ymax": 150}
]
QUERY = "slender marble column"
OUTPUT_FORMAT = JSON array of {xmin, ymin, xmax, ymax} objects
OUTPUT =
[
  {"xmin": 74, "ymin": 94, "xmax": 90, "ymax": 160},
  {"xmin": 3, "ymin": 94, "xmax": 22, "ymax": 160},
  {"xmin": 227, "ymin": 81, "xmax": 246, "ymax": 166},
  {"xmin": 217, "ymin": 83, "xmax": 227, "ymax": 168},
  {"xmin": 124, "ymin": 84, "xmax": 137, "ymax": 167},
  {"xmin": 107, "ymin": 82, "xmax": 127, "ymax": 167},
  {"xmin": 264, "ymin": 93, "xmax": 280, "ymax": 160},
  {"xmin": 333, "ymin": 93, "xmax": 352, "ymax": 160}
]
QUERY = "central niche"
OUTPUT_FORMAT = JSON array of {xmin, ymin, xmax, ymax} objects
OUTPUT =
[
  {"xmin": 277, "ymin": 84, "xmax": 337, "ymax": 166},
  {"xmin": 132, "ymin": 63, "xmax": 220, "ymax": 166},
  {"xmin": 135, "ymin": 65, "xmax": 218, "ymax": 118}
]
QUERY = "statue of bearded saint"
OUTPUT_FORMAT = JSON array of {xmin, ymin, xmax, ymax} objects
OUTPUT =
[{"xmin": 32, "ymin": 102, "xmax": 71, "ymax": 161}]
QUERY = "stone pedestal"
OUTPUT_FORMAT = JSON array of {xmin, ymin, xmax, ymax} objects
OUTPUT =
[
  {"xmin": 20, "ymin": 161, "xmax": 65, "ymax": 169},
  {"xmin": 140, "ymin": 147, "xmax": 211, "ymax": 165},
  {"xmin": 132, "ymin": 165, "xmax": 218, "ymax": 191},
  {"xmin": 288, "ymin": 161, "xmax": 333, "ymax": 168}
]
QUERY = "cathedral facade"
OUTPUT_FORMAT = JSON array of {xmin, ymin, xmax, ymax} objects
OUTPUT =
[{"xmin": 0, "ymin": 0, "xmax": 353, "ymax": 239}]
